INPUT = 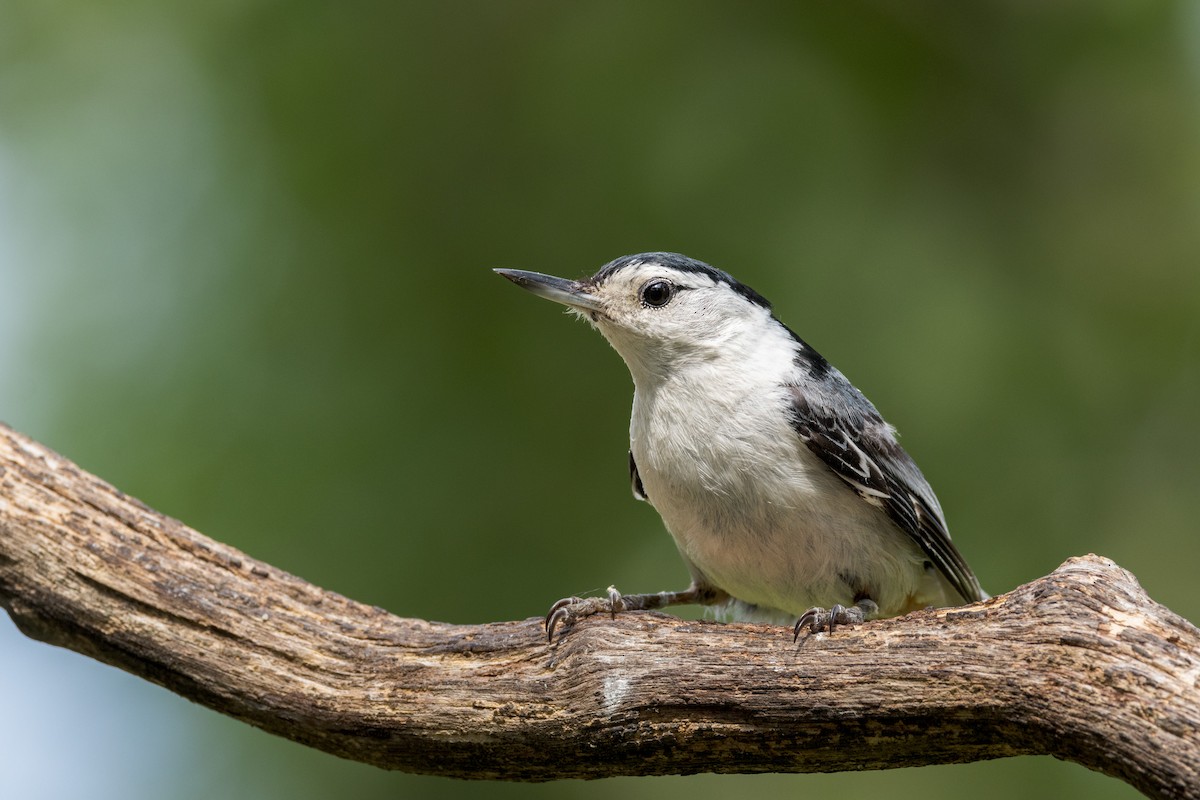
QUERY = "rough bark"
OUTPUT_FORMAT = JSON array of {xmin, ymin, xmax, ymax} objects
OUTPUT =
[{"xmin": 0, "ymin": 422, "xmax": 1197, "ymax": 797}]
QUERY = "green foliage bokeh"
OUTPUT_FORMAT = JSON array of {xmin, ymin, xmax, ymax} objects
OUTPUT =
[{"xmin": 2, "ymin": 3, "xmax": 1197, "ymax": 799}]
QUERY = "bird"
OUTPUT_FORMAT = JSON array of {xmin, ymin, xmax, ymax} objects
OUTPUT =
[{"xmin": 495, "ymin": 252, "xmax": 986, "ymax": 641}]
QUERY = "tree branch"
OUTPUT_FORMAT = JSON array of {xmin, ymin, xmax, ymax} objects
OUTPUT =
[{"xmin": 0, "ymin": 422, "xmax": 1197, "ymax": 796}]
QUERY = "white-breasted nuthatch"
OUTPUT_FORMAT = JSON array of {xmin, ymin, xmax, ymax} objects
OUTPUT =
[{"xmin": 496, "ymin": 252, "xmax": 986, "ymax": 641}]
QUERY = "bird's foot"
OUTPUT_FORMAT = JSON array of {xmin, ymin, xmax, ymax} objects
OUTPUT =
[
  {"xmin": 793, "ymin": 598, "xmax": 879, "ymax": 641},
  {"xmin": 544, "ymin": 583, "xmax": 725, "ymax": 642},
  {"xmin": 545, "ymin": 585, "xmax": 624, "ymax": 642}
]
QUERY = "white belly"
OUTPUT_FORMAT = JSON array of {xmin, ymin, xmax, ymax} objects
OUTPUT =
[{"xmin": 631, "ymin": 383, "xmax": 942, "ymax": 620}]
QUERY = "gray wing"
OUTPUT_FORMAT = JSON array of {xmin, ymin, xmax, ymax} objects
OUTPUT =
[{"xmin": 786, "ymin": 382, "xmax": 985, "ymax": 604}]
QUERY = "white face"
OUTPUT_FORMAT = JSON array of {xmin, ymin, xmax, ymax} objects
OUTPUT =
[{"xmin": 579, "ymin": 260, "xmax": 777, "ymax": 383}]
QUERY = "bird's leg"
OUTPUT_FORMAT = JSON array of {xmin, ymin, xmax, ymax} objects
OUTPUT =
[
  {"xmin": 545, "ymin": 583, "xmax": 727, "ymax": 642},
  {"xmin": 793, "ymin": 597, "xmax": 880, "ymax": 641}
]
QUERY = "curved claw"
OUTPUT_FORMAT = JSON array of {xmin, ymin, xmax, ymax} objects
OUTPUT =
[
  {"xmin": 545, "ymin": 596, "xmax": 582, "ymax": 642},
  {"xmin": 546, "ymin": 607, "xmax": 567, "ymax": 642},
  {"xmin": 545, "ymin": 596, "xmax": 581, "ymax": 631},
  {"xmin": 792, "ymin": 603, "xmax": 868, "ymax": 641},
  {"xmin": 793, "ymin": 607, "xmax": 827, "ymax": 641},
  {"xmin": 828, "ymin": 603, "xmax": 847, "ymax": 634},
  {"xmin": 544, "ymin": 588, "xmax": 627, "ymax": 642}
]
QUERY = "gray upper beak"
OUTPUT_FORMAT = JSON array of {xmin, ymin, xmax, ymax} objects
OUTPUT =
[{"xmin": 494, "ymin": 269, "xmax": 603, "ymax": 312}]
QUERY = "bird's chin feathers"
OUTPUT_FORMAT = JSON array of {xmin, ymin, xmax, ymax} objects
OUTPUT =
[{"xmin": 565, "ymin": 306, "xmax": 602, "ymax": 326}]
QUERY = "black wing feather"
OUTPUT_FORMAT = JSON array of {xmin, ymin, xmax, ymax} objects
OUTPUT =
[
  {"xmin": 629, "ymin": 450, "xmax": 648, "ymax": 501},
  {"xmin": 787, "ymin": 386, "xmax": 985, "ymax": 604}
]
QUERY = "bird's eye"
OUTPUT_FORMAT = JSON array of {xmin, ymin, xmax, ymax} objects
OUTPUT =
[{"xmin": 640, "ymin": 280, "xmax": 674, "ymax": 308}]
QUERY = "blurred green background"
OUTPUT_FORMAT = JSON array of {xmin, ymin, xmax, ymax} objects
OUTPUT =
[{"xmin": 2, "ymin": 2, "xmax": 1197, "ymax": 798}]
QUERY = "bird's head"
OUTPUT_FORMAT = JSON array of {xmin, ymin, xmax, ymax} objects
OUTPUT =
[{"xmin": 496, "ymin": 252, "xmax": 783, "ymax": 384}]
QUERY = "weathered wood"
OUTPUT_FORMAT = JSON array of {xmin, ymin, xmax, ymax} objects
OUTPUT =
[{"xmin": 0, "ymin": 422, "xmax": 1197, "ymax": 796}]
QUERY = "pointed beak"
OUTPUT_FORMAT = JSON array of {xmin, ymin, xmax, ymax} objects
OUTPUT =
[{"xmin": 493, "ymin": 269, "xmax": 603, "ymax": 312}]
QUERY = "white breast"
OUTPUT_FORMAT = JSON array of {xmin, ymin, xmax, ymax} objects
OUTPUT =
[{"xmin": 628, "ymin": 358, "xmax": 936, "ymax": 621}]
